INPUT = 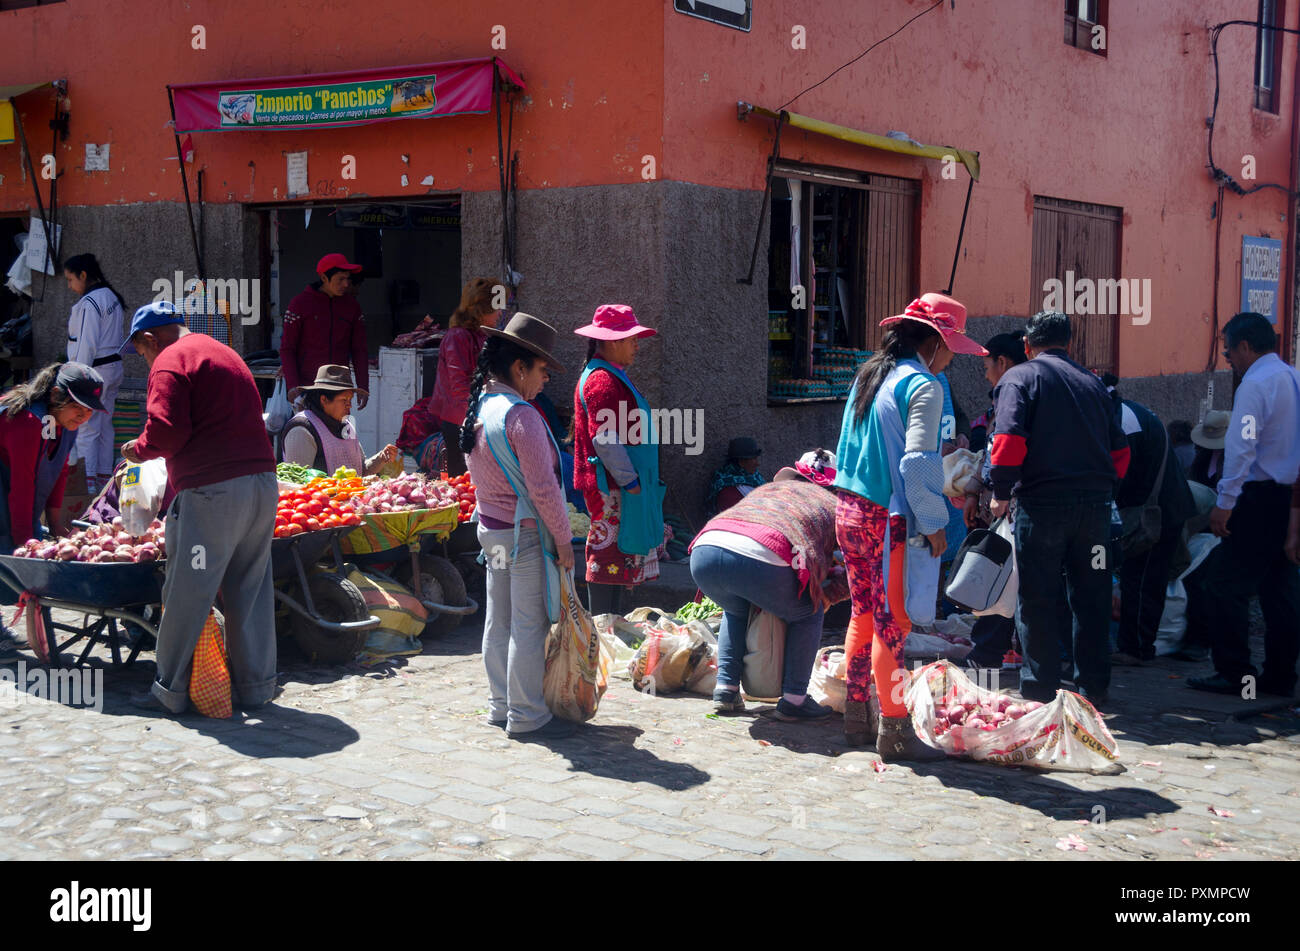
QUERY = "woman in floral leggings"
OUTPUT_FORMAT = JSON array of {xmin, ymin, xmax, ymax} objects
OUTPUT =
[{"xmin": 832, "ymin": 293, "xmax": 988, "ymax": 761}]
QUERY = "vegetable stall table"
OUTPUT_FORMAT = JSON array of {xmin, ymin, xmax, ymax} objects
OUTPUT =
[
  {"xmin": 0, "ymin": 556, "xmax": 163, "ymax": 668},
  {"xmin": 340, "ymin": 504, "xmax": 478, "ymax": 637}
]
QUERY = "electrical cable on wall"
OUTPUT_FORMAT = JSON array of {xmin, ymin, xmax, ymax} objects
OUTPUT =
[
  {"xmin": 1208, "ymin": 18, "xmax": 1300, "ymax": 196},
  {"xmin": 778, "ymin": 0, "xmax": 945, "ymax": 111}
]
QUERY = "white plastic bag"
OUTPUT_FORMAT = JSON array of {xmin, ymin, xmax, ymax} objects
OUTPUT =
[
  {"xmin": 119, "ymin": 458, "xmax": 168, "ymax": 536},
  {"xmin": 808, "ymin": 645, "xmax": 847, "ymax": 713},
  {"xmin": 741, "ymin": 607, "xmax": 785, "ymax": 701},
  {"xmin": 264, "ymin": 376, "xmax": 293, "ymax": 435},
  {"xmin": 905, "ymin": 660, "xmax": 1121, "ymax": 772},
  {"xmin": 972, "ymin": 516, "xmax": 1018, "ymax": 618}
]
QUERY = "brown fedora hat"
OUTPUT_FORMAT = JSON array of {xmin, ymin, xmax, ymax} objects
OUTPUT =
[
  {"xmin": 483, "ymin": 312, "xmax": 566, "ymax": 374},
  {"xmin": 302, "ymin": 364, "xmax": 366, "ymax": 397}
]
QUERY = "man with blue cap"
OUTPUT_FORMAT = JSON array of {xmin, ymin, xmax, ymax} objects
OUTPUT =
[{"xmin": 120, "ymin": 302, "xmax": 279, "ymax": 714}]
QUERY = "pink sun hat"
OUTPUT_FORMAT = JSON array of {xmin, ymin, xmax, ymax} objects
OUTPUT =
[
  {"xmin": 879, "ymin": 293, "xmax": 988, "ymax": 356},
  {"xmin": 573, "ymin": 304, "xmax": 658, "ymax": 341}
]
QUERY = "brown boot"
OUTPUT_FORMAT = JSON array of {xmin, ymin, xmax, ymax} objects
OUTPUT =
[
  {"xmin": 843, "ymin": 693, "xmax": 880, "ymax": 746},
  {"xmin": 876, "ymin": 715, "xmax": 945, "ymax": 762}
]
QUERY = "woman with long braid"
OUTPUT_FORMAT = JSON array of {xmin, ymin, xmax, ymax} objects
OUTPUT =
[
  {"xmin": 833, "ymin": 293, "xmax": 987, "ymax": 761},
  {"xmin": 461, "ymin": 313, "xmax": 575, "ymax": 740}
]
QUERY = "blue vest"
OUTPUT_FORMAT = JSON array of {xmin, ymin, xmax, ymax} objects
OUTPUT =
[
  {"xmin": 477, "ymin": 389, "xmax": 564, "ymax": 624},
  {"xmin": 577, "ymin": 359, "xmax": 665, "ymax": 556},
  {"xmin": 0, "ymin": 402, "xmax": 75, "ymax": 550}
]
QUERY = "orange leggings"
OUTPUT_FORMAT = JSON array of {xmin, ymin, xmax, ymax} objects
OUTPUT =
[{"xmin": 836, "ymin": 493, "xmax": 912, "ymax": 718}]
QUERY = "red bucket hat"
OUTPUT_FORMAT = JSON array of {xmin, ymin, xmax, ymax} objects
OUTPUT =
[
  {"xmin": 573, "ymin": 304, "xmax": 657, "ymax": 341},
  {"xmin": 880, "ymin": 293, "xmax": 988, "ymax": 356}
]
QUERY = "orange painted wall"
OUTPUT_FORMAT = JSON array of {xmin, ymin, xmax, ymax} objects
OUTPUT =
[
  {"xmin": 2, "ymin": 1, "xmax": 1295, "ymax": 377},
  {"xmin": 663, "ymin": 0, "xmax": 1297, "ymax": 376},
  {"xmin": 0, "ymin": 0, "xmax": 665, "ymax": 204}
]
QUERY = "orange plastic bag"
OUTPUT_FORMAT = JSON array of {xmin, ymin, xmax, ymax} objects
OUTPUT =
[{"xmin": 188, "ymin": 611, "xmax": 232, "ymax": 719}]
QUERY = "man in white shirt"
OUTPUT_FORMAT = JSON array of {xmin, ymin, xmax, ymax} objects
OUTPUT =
[{"xmin": 1189, "ymin": 312, "xmax": 1300, "ymax": 699}]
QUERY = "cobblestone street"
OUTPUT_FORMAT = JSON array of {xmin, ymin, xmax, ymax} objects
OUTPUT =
[{"xmin": 1, "ymin": 609, "xmax": 1296, "ymax": 862}]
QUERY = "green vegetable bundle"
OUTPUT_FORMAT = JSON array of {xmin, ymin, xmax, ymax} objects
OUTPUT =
[
  {"xmin": 675, "ymin": 597, "xmax": 723, "ymax": 622},
  {"xmin": 276, "ymin": 463, "xmax": 326, "ymax": 484}
]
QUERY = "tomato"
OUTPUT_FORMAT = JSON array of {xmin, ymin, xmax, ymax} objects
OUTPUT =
[
  {"xmin": 290, "ymin": 513, "xmax": 309, "ymax": 527},
  {"xmin": 311, "ymin": 492, "xmax": 328, "ymax": 504},
  {"xmin": 306, "ymin": 501, "xmax": 324, "ymax": 516},
  {"xmin": 305, "ymin": 517, "xmax": 322, "ymax": 532},
  {"xmin": 284, "ymin": 523, "xmax": 304, "ymax": 536},
  {"xmin": 343, "ymin": 514, "xmax": 362, "ymax": 526}
]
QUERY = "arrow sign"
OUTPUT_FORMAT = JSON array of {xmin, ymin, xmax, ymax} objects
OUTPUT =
[{"xmin": 675, "ymin": 0, "xmax": 751, "ymax": 32}]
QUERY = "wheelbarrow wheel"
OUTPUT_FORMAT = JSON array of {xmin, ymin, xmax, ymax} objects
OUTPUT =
[
  {"xmin": 393, "ymin": 553, "xmax": 470, "ymax": 638},
  {"xmin": 290, "ymin": 573, "xmax": 369, "ymax": 665}
]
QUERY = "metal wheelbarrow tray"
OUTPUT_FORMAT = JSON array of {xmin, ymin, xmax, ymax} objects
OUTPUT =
[
  {"xmin": 270, "ymin": 526, "xmax": 381, "ymax": 664},
  {"xmin": 0, "ymin": 555, "xmax": 165, "ymax": 668}
]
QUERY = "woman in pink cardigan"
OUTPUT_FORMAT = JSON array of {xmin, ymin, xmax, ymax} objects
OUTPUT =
[{"xmin": 430, "ymin": 278, "xmax": 502, "ymax": 475}]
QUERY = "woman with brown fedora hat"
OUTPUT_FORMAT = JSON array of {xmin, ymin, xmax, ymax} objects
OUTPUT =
[
  {"xmin": 571, "ymin": 304, "xmax": 667, "ymax": 618},
  {"xmin": 460, "ymin": 313, "xmax": 577, "ymax": 740},
  {"xmin": 278, "ymin": 364, "xmax": 399, "ymax": 477}
]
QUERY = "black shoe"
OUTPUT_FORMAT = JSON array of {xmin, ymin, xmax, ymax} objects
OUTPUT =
[
  {"xmin": 711, "ymin": 688, "xmax": 747, "ymax": 714},
  {"xmin": 511, "ymin": 717, "xmax": 576, "ymax": 740},
  {"xmin": 1168, "ymin": 647, "xmax": 1209, "ymax": 662},
  {"xmin": 1081, "ymin": 690, "xmax": 1109, "ymax": 708},
  {"xmin": 1187, "ymin": 673, "xmax": 1244, "ymax": 696},
  {"xmin": 773, "ymin": 697, "xmax": 832, "ymax": 722}
]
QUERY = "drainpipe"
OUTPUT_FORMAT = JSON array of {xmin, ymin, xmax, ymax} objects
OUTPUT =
[{"xmin": 1288, "ymin": 12, "xmax": 1300, "ymax": 364}]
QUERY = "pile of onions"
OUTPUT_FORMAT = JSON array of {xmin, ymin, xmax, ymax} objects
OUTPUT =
[
  {"xmin": 932, "ymin": 691, "xmax": 1045, "ymax": 736},
  {"xmin": 349, "ymin": 474, "xmax": 457, "ymax": 515},
  {"xmin": 11, "ymin": 516, "xmax": 166, "ymax": 564}
]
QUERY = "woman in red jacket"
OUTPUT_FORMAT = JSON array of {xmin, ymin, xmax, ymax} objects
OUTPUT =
[
  {"xmin": 572, "ymin": 304, "xmax": 666, "ymax": 617},
  {"xmin": 0, "ymin": 362, "xmax": 106, "ymax": 554},
  {"xmin": 429, "ymin": 277, "xmax": 502, "ymax": 475}
]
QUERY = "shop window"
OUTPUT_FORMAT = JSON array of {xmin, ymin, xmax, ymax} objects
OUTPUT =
[
  {"xmin": 1064, "ymin": 0, "xmax": 1107, "ymax": 56},
  {"xmin": 1255, "ymin": 0, "xmax": 1285, "ymax": 113},
  {"xmin": 767, "ymin": 167, "xmax": 919, "ymax": 403},
  {"xmin": 1030, "ymin": 195, "xmax": 1122, "ymax": 377}
]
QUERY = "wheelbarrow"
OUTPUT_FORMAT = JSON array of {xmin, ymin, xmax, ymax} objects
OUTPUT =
[
  {"xmin": 0, "ymin": 554, "xmax": 164, "ymax": 668},
  {"xmin": 339, "ymin": 504, "xmax": 478, "ymax": 637},
  {"xmin": 271, "ymin": 525, "xmax": 381, "ymax": 665}
]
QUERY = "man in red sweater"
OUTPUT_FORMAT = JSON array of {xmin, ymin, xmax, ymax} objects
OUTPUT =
[
  {"xmin": 121, "ymin": 302, "xmax": 279, "ymax": 714},
  {"xmin": 279, "ymin": 253, "xmax": 370, "ymax": 408}
]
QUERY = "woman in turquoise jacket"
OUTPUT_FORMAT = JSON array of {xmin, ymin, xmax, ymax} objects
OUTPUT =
[{"xmin": 833, "ymin": 294, "xmax": 987, "ymax": 761}]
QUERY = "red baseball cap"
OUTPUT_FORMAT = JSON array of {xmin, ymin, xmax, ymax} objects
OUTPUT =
[{"xmin": 317, "ymin": 253, "xmax": 363, "ymax": 275}]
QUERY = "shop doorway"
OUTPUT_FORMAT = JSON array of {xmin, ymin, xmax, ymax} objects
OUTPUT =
[{"xmin": 258, "ymin": 197, "xmax": 462, "ymax": 357}]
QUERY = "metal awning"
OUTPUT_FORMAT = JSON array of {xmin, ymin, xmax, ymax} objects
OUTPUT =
[
  {"xmin": 169, "ymin": 57, "xmax": 524, "ymax": 133},
  {"xmin": 737, "ymin": 100, "xmax": 980, "ymax": 293},
  {"xmin": 1, "ymin": 81, "xmax": 56, "ymax": 145},
  {"xmin": 737, "ymin": 101, "xmax": 979, "ymax": 181}
]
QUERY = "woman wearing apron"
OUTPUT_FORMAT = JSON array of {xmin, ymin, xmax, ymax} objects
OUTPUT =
[
  {"xmin": 461, "ymin": 314, "xmax": 574, "ymax": 740},
  {"xmin": 278, "ymin": 365, "xmax": 398, "ymax": 476},
  {"xmin": 63, "ymin": 254, "xmax": 127, "ymax": 495},
  {"xmin": 571, "ymin": 305, "xmax": 666, "ymax": 618},
  {"xmin": 0, "ymin": 362, "xmax": 107, "ymax": 557}
]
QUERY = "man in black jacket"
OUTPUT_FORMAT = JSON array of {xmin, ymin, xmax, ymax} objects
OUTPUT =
[
  {"xmin": 989, "ymin": 313, "xmax": 1130, "ymax": 705},
  {"xmin": 1104, "ymin": 379, "xmax": 1198, "ymax": 663}
]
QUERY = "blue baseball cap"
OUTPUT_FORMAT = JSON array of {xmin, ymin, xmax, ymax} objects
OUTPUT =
[{"xmin": 120, "ymin": 301, "xmax": 186, "ymax": 353}]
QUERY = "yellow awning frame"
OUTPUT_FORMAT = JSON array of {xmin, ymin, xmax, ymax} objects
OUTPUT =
[{"xmin": 737, "ymin": 101, "xmax": 980, "ymax": 182}]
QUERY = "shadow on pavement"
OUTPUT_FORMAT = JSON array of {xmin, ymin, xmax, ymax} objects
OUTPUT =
[{"xmin": 527, "ymin": 722, "xmax": 712, "ymax": 790}]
